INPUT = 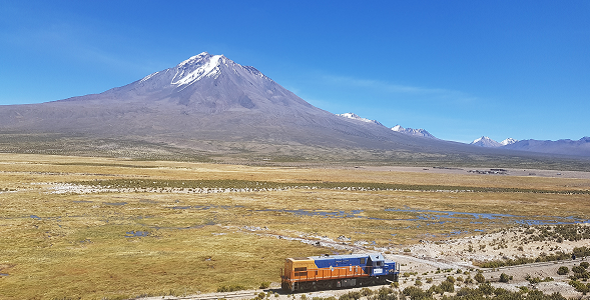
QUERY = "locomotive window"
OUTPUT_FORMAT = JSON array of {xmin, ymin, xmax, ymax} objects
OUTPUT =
[
  {"xmin": 360, "ymin": 258, "xmax": 366, "ymax": 264},
  {"xmin": 377, "ymin": 261, "xmax": 383, "ymax": 266},
  {"xmin": 294, "ymin": 267, "xmax": 307, "ymax": 272}
]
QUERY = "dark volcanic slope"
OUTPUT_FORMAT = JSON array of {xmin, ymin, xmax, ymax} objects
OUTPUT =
[{"xmin": 0, "ymin": 52, "xmax": 577, "ymax": 163}]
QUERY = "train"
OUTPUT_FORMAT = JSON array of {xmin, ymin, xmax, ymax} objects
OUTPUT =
[{"xmin": 281, "ymin": 253, "xmax": 399, "ymax": 292}]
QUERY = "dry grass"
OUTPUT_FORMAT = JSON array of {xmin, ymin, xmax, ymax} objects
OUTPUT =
[{"xmin": 1, "ymin": 153, "xmax": 590, "ymax": 299}]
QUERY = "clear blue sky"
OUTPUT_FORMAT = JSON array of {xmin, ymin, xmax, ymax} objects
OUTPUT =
[{"xmin": 1, "ymin": 0, "xmax": 588, "ymax": 143}]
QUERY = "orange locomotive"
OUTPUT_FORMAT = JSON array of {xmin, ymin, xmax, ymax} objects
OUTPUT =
[{"xmin": 281, "ymin": 253, "xmax": 399, "ymax": 292}]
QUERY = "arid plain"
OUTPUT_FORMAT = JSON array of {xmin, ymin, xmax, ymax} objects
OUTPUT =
[{"xmin": 1, "ymin": 153, "xmax": 590, "ymax": 300}]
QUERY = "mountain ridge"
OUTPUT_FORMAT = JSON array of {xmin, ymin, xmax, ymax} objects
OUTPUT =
[{"xmin": 0, "ymin": 52, "xmax": 587, "ymax": 161}]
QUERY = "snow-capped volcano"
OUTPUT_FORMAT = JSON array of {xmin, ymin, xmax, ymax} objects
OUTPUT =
[
  {"xmin": 391, "ymin": 125, "xmax": 437, "ymax": 139},
  {"xmin": 0, "ymin": 52, "xmax": 428, "ymax": 151},
  {"xmin": 500, "ymin": 138, "xmax": 518, "ymax": 146},
  {"xmin": 471, "ymin": 136, "xmax": 502, "ymax": 147},
  {"xmin": 6, "ymin": 51, "xmax": 583, "ymax": 159},
  {"xmin": 336, "ymin": 113, "xmax": 382, "ymax": 125}
]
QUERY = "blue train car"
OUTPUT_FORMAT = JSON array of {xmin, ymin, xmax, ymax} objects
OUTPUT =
[{"xmin": 281, "ymin": 253, "xmax": 399, "ymax": 292}]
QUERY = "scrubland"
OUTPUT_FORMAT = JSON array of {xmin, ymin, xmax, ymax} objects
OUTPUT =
[{"xmin": 1, "ymin": 154, "xmax": 590, "ymax": 299}]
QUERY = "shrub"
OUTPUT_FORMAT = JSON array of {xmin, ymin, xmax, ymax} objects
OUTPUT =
[
  {"xmin": 477, "ymin": 283, "xmax": 494, "ymax": 295},
  {"xmin": 474, "ymin": 272, "xmax": 486, "ymax": 283},
  {"xmin": 557, "ymin": 266, "xmax": 569, "ymax": 275},
  {"xmin": 455, "ymin": 287, "xmax": 480, "ymax": 297},
  {"xmin": 573, "ymin": 265, "xmax": 586, "ymax": 273},
  {"xmin": 581, "ymin": 262, "xmax": 590, "ymax": 269},
  {"xmin": 361, "ymin": 288, "xmax": 374, "ymax": 296},
  {"xmin": 573, "ymin": 247, "xmax": 590, "ymax": 258},
  {"xmin": 569, "ymin": 280, "xmax": 590, "ymax": 295},
  {"xmin": 499, "ymin": 273, "xmax": 512, "ymax": 283},
  {"xmin": 259, "ymin": 282, "xmax": 271, "ymax": 289},
  {"xmin": 402, "ymin": 286, "xmax": 431, "ymax": 300},
  {"xmin": 440, "ymin": 281, "xmax": 455, "ymax": 293},
  {"xmin": 370, "ymin": 287, "xmax": 397, "ymax": 300},
  {"xmin": 339, "ymin": 291, "xmax": 361, "ymax": 300}
]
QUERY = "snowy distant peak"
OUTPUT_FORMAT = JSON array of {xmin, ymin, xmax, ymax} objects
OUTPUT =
[
  {"xmin": 337, "ymin": 113, "xmax": 382, "ymax": 125},
  {"xmin": 391, "ymin": 125, "xmax": 437, "ymax": 139},
  {"xmin": 500, "ymin": 138, "xmax": 518, "ymax": 146},
  {"xmin": 471, "ymin": 136, "xmax": 502, "ymax": 147}
]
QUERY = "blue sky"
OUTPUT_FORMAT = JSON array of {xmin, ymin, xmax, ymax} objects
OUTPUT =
[{"xmin": 0, "ymin": 1, "xmax": 588, "ymax": 143}]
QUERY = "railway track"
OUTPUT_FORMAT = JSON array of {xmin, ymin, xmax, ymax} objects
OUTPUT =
[
  {"xmin": 137, "ymin": 257, "xmax": 589, "ymax": 300},
  {"xmin": 136, "ymin": 290, "xmax": 263, "ymax": 300}
]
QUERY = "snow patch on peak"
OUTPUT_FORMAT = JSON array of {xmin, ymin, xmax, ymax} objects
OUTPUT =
[
  {"xmin": 336, "ymin": 113, "xmax": 382, "ymax": 125},
  {"xmin": 172, "ymin": 54, "xmax": 224, "ymax": 86},
  {"xmin": 177, "ymin": 52, "xmax": 211, "ymax": 67},
  {"xmin": 391, "ymin": 125, "xmax": 404, "ymax": 132},
  {"xmin": 471, "ymin": 136, "xmax": 502, "ymax": 147},
  {"xmin": 391, "ymin": 125, "xmax": 437, "ymax": 139},
  {"xmin": 500, "ymin": 138, "xmax": 518, "ymax": 146},
  {"xmin": 140, "ymin": 71, "xmax": 159, "ymax": 83}
]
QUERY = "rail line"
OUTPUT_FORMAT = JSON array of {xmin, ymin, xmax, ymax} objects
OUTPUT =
[
  {"xmin": 136, "ymin": 290, "xmax": 262, "ymax": 300},
  {"xmin": 137, "ymin": 257, "xmax": 589, "ymax": 299}
]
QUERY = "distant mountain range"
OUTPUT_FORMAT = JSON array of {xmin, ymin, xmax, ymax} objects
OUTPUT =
[
  {"xmin": 337, "ymin": 113, "xmax": 589, "ymax": 157},
  {"xmin": 0, "ymin": 52, "xmax": 587, "ymax": 160},
  {"xmin": 337, "ymin": 113, "xmax": 437, "ymax": 139},
  {"xmin": 503, "ymin": 137, "xmax": 590, "ymax": 157},
  {"xmin": 466, "ymin": 136, "xmax": 590, "ymax": 157}
]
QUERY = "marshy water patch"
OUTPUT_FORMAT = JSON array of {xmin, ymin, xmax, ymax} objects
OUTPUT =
[
  {"xmin": 169, "ymin": 205, "xmax": 239, "ymax": 210},
  {"xmin": 103, "ymin": 202, "xmax": 127, "ymax": 206},
  {"xmin": 384, "ymin": 207, "xmax": 590, "ymax": 226},
  {"xmin": 125, "ymin": 231, "xmax": 149, "ymax": 238},
  {"xmin": 258, "ymin": 208, "xmax": 364, "ymax": 218}
]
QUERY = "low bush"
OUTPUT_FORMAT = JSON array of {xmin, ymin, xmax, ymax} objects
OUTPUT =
[
  {"xmin": 569, "ymin": 280, "xmax": 590, "ymax": 295},
  {"xmin": 259, "ymin": 282, "xmax": 271, "ymax": 289},
  {"xmin": 499, "ymin": 273, "xmax": 512, "ymax": 283},
  {"xmin": 439, "ymin": 281, "xmax": 455, "ymax": 293},
  {"xmin": 339, "ymin": 291, "xmax": 362, "ymax": 300},
  {"xmin": 402, "ymin": 286, "xmax": 432, "ymax": 300},
  {"xmin": 474, "ymin": 272, "xmax": 485, "ymax": 283},
  {"xmin": 557, "ymin": 266, "xmax": 569, "ymax": 275}
]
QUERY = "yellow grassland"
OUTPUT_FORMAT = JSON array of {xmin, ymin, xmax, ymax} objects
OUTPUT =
[{"xmin": 0, "ymin": 154, "xmax": 589, "ymax": 299}]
